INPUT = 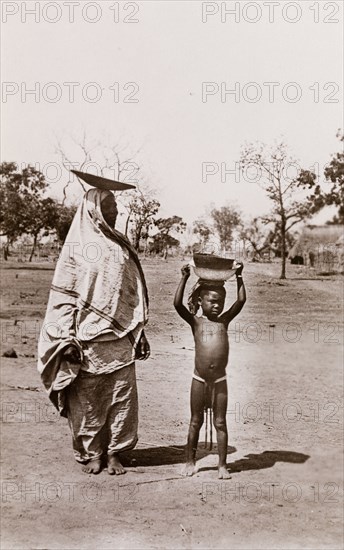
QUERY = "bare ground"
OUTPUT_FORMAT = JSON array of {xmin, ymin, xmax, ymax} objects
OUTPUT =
[{"xmin": 0, "ymin": 258, "xmax": 343, "ymax": 549}]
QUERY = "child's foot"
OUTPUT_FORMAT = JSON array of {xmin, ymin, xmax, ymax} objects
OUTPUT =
[
  {"xmin": 181, "ymin": 462, "xmax": 197, "ymax": 476},
  {"xmin": 82, "ymin": 458, "xmax": 102, "ymax": 474},
  {"xmin": 107, "ymin": 454, "xmax": 126, "ymax": 475},
  {"xmin": 218, "ymin": 466, "xmax": 231, "ymax": 479}
]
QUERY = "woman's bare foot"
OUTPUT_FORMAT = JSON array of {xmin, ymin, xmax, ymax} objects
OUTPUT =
[
  {"xmin": 181, "ymin": 462, "xmax": 197, "ymax": 476},
  {"xmin": 218, "ymin": 465, "xmax": 231, "ymax": 479},
  {"xmin": 107, "ymin": 454, "xmax": 126, "ymax": 475},
  {"xmin": 81, "ymin": 459, "xmax": 102, "ymax": 474}
]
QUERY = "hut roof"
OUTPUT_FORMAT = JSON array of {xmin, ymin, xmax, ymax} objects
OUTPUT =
[
  {"xmin": 289, "ymin": 224, "xmax": 344, "ymax": 257},
  {"xmin": 335, "ymin": 233, "xmax": 344, "ymax": 245}
]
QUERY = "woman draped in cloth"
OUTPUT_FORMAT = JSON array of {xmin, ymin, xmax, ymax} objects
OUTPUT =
[{"xmin": 38, "ymin": 176, "xmax": 150, "ymax": 475}]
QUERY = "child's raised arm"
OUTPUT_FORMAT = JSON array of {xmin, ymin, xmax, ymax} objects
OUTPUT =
[
  {"xmin": 219, "ymin": 262, "xmax": 246, "ymax": 326},
  {"xmin": 174, "ymin": 265, "xmax": 194, "ymax": 326}
]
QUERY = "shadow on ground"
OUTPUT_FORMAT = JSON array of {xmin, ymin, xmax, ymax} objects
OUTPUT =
[
  {"xmin": 121, "ymin": 444, "xmax": 237, "ymax": 467},
  {"xmin": 198, "ymin": 450, "xmax": 310, "ymax": 473}
]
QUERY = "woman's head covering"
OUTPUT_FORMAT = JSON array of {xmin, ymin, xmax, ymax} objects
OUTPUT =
[
  {"xmin": 38, "ymin": 184, "xmax": 146, "ymax": 415},
  {"xmin": 87, "ymin": 187, "xmax": 113, "ymax": 213},
  {"xmin": 41, "ymin": 188, "xmax": 148, "ymax": 344},
  {"xmin": 85, "ymin": 188, "xmax": 117, "ymax": 234}
]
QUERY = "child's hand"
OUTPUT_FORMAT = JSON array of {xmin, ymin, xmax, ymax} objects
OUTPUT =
[
  {"xmin": 181, "ymin": 265, "xmax": 191, "ymax": 278},
  {"xmin": 235, "ymin": 262, "xmax": 244, "ymax": 276}
]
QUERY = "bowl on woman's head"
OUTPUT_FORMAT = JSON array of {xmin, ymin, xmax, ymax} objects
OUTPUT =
[{"xmin": 191, "ymin": 253, "xmax": 238, "ymax": 281}]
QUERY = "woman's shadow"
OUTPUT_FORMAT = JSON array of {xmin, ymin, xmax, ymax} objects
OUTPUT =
[{"xmin": 122, "ymin": 445, "xmax": 309, "ymax": 472}]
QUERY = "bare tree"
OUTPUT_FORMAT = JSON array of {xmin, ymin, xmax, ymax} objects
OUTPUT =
[
  {"xmin": 55, "ymin": 133, "xmax": 161, "ymax": 245},
  {"xmin": 55, "ymin": 132, "xmax": 145, "ymax": 205},
  {"xmin": 55, "ymin": 131, "xmax": 95, "ymax": 201},
  {"xmin": 240, "ymin": 141, "xmax": 315, "ymax": 279}
]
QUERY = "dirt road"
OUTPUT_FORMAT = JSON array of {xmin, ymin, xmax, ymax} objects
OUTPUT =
[{"xmin": 1, "ymin": 259, "xmax": 343, "ymax": 549}]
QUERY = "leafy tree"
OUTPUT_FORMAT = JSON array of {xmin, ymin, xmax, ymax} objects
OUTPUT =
[
  {"xmin": 24, "ymin": 200, "xmax": 79, "ymax": 260},
  {"xmin": 0, "ymin": 162, "xmax": 75, "ymax": 261},
  {"xmin": 193, "ymin": 218, "xmax": 212, "ymax": 249},
  {"xmin": 268, "ymin": 224, "xmax": 296, "ymax": 258},
  {"xmin": 128, "ymin": 191, "xmax": 160, "ymax": 250},
  {"xmin": 151, "ymin": 233, "xmax": 180, "ymax": 256},
  {"xmin": 0, "ymin": 163, "xmax": 49, "ymax": 260},
  {"xmin": 240, "ymin": 141, "xmax": 315, "ymax": 279},
  {"xmin": 0, "ymin": 164, "xmax": 24, "ymax": 259},
  {"xmin": 324, "ymin": 132, "xmax": 344, "ymax": 218},
  {"xmin": 154, "ymin": 216, "xmax": 187, "ymax": 258},
  {"xmin": 53, "ymin": 204, "xmax": 78, "ymax": 244},
  {"xmin": 240, "ymin": 217, "xmax": 271, "ymax": 261},
  {"xmin": 298, "ymin": 131, "xmax": 344, "ymax": 225},
  {"xmin": 210, "ymin": 205, "xmax": 242, "ymax": 251},
  {"xmin": 24, "ymin": 197, "xmax": 60, "ymax": 261}
]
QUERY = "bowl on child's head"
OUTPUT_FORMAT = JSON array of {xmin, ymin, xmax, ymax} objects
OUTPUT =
[{"xmin": 191, "ymin": 253, "xmax": 238, "ymax": 281}]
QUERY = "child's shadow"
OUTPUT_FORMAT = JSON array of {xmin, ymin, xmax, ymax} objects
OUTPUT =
[
  {"xmin": 122, "ymin": 444, "xmax": 237, "ymax": 467},
  {"xmin": 198, "ymin": 450, "xmax": 310, "ymax": 474}
]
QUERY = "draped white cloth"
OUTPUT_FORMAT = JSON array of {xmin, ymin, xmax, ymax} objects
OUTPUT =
[{"xmin": 37, "ymin": 188, "xmax": 148, "ymax": 415}]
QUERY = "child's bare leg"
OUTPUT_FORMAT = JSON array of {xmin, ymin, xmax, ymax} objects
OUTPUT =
[
  {"xmin": 213, "ymin": 381, "xmax": 231, "ymax": 479},
  {"xmin": 182, "ymin": 379, "xmax": 204, "ymax": 476}
]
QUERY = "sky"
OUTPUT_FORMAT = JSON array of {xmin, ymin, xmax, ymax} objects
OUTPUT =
[{"xmin": 1, "ymin": 0, "xmax": 343, "ymax": 229}]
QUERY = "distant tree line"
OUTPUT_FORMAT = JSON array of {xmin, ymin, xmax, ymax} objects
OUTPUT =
[
  {"xmin": 0, "ymin": 161, "xmax": 188, "ymax": 261},
  {"xmin": 1, "ymin": 133, "xmax": 342, "ymax": 277},
  {"xmin": 192, "ymin": 132, "xmax": 343, "ymax": 278},
  {"xmin": 0, "ymin": 162, "xmax": 76, "ymax": 261}
]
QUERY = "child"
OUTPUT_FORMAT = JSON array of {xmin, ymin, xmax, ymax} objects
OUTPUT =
[{"xmin": 174, "ymin": 262, "xmax": 246, "ymax": 478}]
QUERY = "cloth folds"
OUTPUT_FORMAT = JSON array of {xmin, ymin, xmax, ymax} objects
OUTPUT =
[
  {"xmin": 67, "ymin": 363, "xmax": 138, "ymax": 462},
  {"xmin": 38, "ymin": 189, "xmax": 149, "ymax": 414}
]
